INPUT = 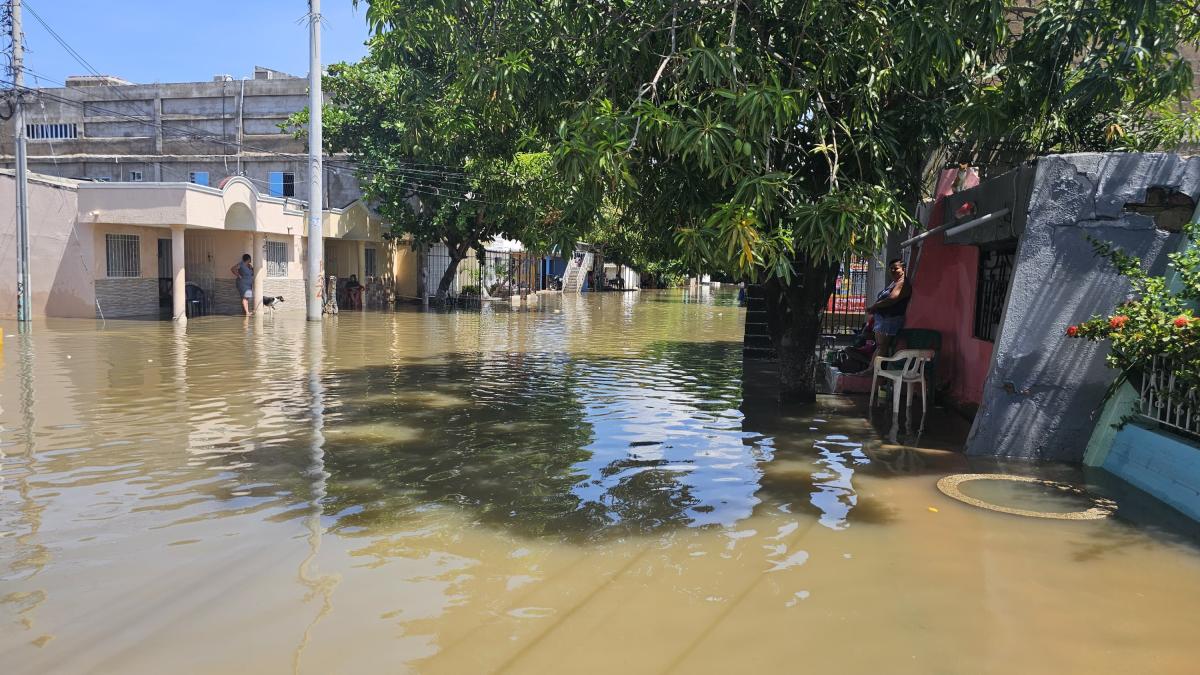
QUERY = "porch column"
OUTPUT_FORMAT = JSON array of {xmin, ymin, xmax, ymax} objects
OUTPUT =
[
  {"xmin": 357, "ymin": 240, "xmax": 367, "ymax": 279},
  {"xmin": 252, "ymin": 232, "xmax": 266, "ymax": 313},
  {"xmin": 171, "ymin": 225, "xmax": 187, "ymax": 322}
]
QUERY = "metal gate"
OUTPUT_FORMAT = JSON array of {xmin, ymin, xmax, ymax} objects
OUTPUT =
[
  {"xmin": 821, "ymin": 256, "xmax": 869, "ymax": 335},
  {"xmin": 185, "ymin": 232, "xmax": 216, "ymax": 299}
]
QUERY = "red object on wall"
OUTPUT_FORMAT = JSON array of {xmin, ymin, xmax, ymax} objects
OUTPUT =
[{"xmin": 904, "ymin": 168, "xmax": 994, "ymax": 409}]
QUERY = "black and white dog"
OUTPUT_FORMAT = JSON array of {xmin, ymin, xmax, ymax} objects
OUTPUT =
[{"xmin": 263, "ymin": 296, "xmax": 284, "ymax": 314}]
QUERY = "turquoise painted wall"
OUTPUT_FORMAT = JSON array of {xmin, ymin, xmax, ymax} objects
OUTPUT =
[{"xmin": 1101, "ymin": 423, "xmax": 1200, "ymax": 522}]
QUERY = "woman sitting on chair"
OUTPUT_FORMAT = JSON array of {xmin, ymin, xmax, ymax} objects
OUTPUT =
[
  {"xmin": 345, "ymin": 274, "xmax": 363, "ymax": 310},
  {"xmin": 864, "ymin": 258, "xmax": 912, "ymax": 356}
]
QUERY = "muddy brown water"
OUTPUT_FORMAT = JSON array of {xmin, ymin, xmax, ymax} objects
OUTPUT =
[{"xmin": 2, "ymin": 289, "xmax": 1199, "ymax": 674}]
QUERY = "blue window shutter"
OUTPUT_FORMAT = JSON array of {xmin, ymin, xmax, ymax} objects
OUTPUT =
[{"xmin": 269, "ymin": 172, "xmax": 283, "ymax": 197}]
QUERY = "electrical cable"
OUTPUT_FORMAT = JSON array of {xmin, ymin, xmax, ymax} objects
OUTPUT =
[{"xmin": 7, "ymin": 79, "xmax": 493, "ymax": 200}]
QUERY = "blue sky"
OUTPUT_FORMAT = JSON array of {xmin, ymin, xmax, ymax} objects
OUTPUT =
[{"xmin": 19, "ymin": 0, "xmax": 371, "ymax": 86}]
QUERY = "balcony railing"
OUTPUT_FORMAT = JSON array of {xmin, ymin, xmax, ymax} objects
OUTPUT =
[{"xmin": 1139, "ymin": 356, "xmax": 1199, "ymax": 438}]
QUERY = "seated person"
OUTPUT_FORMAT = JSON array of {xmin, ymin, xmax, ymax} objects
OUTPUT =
[
  {"xmin": 345, "ymin": 274, "xmax": 363, "ymax": 309},
  {"xmin": 832, "ymin": 317, "xmax": 877, "ymax": 374}
]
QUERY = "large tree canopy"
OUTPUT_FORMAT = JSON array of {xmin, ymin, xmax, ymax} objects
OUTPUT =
[{"xmin": 345, "ymin": 0, "xmax": 1199, "ymax": 398}]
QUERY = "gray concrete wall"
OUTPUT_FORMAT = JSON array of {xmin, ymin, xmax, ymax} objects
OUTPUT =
[
  {"xmin": 1, "ymin": 75, "xmax": 362, "ymax": 207},
  {"xmin": 94, "ymin": 278, "xmax": 158, "ymax": 318},
  {"xmin": 966, "ymin": 153, "xmax": 1198, "ymax": 462},
  {"xmin": 262, "ymin": 278, "xmax": 306, "ymax": 313}
]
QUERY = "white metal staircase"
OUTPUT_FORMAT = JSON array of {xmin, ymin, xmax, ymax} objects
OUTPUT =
[{"xmin": 562, "ymin": 251, "xmax": 593, "ymax": 293}]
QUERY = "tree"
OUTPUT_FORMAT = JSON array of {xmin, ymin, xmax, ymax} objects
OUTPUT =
[
  {"xmin": 352, "ymin": 0, "xmax": 1199, "ymax": 398},
  {"xmin": 289, "ymin": 47, "xmax": 575, "ymax": 297}
]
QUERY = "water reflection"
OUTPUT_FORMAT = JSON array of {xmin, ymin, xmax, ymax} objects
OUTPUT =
[
  {"xmin": 293, "ymin": 323, "xmax": 339, "ymax": 673},
  {"xmin": 317, "ymin": 338, "xmax": 766, "ymax": 542},
  {"xmin": 3, "ymin": 291, "xmax": 1200, "ymax": 674}
]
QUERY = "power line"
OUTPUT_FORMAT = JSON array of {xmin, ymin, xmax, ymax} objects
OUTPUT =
[
  {"xmin": 12, "ymin": 67, "xmax": 476, "ymax": 182},
  {"xmin": 5, "ymin": 80, "xmax": 488, "ymax": 198},
  {"xmin": 22, "ymin": 1, "xmax": 133, "ymax": 101}
]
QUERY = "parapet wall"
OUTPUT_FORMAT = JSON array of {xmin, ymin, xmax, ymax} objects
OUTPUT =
[{"xmin": 966, "ymin": 153, "xmax": 1199, "ymax": 461}]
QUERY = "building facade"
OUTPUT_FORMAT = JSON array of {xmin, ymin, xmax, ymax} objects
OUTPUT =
[
  {"xmin": 0, "ymin": 170, "xmax": 418, "ymax": 320},
  {"xmin": 0, "ymin": 66, "xmax": 361, "ymax": 207}
]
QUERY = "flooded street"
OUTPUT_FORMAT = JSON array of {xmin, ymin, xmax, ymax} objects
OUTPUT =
[{"xmin": 2, "ymin": 290, "xmax": 1200, "ymax": 674}]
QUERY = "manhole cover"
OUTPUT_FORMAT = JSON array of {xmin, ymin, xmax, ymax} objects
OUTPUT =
[{"xmin": 936, "ymin": 474, "xmax": 1117, "ymax": 520}]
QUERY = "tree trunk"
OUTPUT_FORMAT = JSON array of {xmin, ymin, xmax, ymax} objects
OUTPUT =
[
  {"xmin": 436, "ymin": 240, "xmax": 469, "ymax": 298},
  {"xmin": 763, "ymin": 258, "xmax": 840, "ymax": 404}
]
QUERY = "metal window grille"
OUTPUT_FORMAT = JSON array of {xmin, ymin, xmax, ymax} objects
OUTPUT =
[
  {"xmin": 821, "ymin": 255, "xmax": 869, "ymax": 335},
  {"xmin": 105, "ymin": 234, "xmax": 141, "ymax": 278},
  {"xmin": 1139, "ymin": 357, "xmax": 1199, "ymax": 438},
  {"xmin": 265, "ymin": 240, "xmax": 288, "ymax": 277},
  {"xmin": 973, "ymin": 245, "xmax": 1016, "ymax": 341},
  {"xmin": 26, "ymin": 123, "xmax": 78, "ymax": 140},
  {"xmin": 364, "ymin": 248, "xmax": 377, "ymax": 277}
]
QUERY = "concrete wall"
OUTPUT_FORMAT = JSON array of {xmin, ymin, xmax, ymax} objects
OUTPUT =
[
  {"xmin": 390, "ymin": 242, "xmax": 420, "ymax": 299},
  {"xmin": 0, "ymin": 172, "xmax": 96, "ymax": 319},
  {"xmin": 1100, "ymin": 424, "xmax": 1200, "ymax": 522},
  {"xmin": 966, "ymin": 153, "xmax": 1198, "ymax": 461},
  {"xmin": 94, "ymin": 278, "xmax": 158, "ymax": 318},
  {"xmin": 0, "ymin": 76, "xmax": 362, "ymax": 207},
  {"xmin": 906, "ymin": 168, "xmax": 994, "ymax": 411}
]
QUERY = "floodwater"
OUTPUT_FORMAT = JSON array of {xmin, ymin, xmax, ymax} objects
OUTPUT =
[{"xmin": 2, "ymin": 289, "xmax": 1199, "ymax": 674}]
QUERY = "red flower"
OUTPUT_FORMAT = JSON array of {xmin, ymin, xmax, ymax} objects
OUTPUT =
[
  {"xmin": 1173, "ymin": 315, "xmax": 1192, "ymax": 328},
  {"xmin": 1066, "ymin": 325, "xmax": 1079, "ymax": 337},
  {"xmin": 1109, "ymin": 315, "xmax": 1129, "ymax": 329}
]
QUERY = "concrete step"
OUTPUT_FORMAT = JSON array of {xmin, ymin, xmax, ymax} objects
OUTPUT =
[
  {"xmin": 743, "ymin": 335, "xmax": 773, "ymax": 349},
  {"xmin": 743, "ymin": 346, "xmax": 777, "ymax": 360}
]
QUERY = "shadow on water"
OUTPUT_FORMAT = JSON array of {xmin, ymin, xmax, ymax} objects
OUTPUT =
[{"xmin": 308, "ymin": 341, "xmax": 753, "ymax": 543}]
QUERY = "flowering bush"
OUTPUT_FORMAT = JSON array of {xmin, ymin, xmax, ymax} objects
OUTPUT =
[{"xmin": 1066, "ymin": 220, "xmax": 1200, "ymax": 392}]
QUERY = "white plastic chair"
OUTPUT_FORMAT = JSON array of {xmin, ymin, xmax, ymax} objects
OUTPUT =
[{"xmin": 869, "ymin": 349, "xmax": 935, "ymax": 433}]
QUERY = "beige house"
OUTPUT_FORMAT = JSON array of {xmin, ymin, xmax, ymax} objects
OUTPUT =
[{"xmin": 0, "ymin": 171, "xmax": 419, "ymax": 320}]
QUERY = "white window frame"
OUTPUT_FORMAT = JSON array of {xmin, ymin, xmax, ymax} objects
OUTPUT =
[
  {"xmin": 265, "ymin": 240, "xmax": 288, "ymax": 278},
  {"xmin": 128, "ymin": 170, "xmax": 144, "ymax": 182},
  {"xmin": 105, "ymin": 234, "xmax": 141, "ymax": 278},
  {"xmin": 26, "ymin": 123, "xmax": 78, "ymax": 140}
]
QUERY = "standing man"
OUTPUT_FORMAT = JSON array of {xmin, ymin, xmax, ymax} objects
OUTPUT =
[{"xmin": 231, "ymin": 253, "xmax": 254, "ymax": 316}]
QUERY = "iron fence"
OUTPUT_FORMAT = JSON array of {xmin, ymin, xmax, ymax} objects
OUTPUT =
[
  {"xmin": 1139, "ymin": 357, "xmax": 1199, "ymax": 439},
  {"xmin": 821, "ymin": 256, "xmax": 869, "ymax": 335},
  {"xmin": 423, "ymin": 245, "xmax": 540, "ymax": 303}
]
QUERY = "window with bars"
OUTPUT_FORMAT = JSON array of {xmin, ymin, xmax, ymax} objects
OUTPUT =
[
  {"xmin": 973, "ymin": 244, "xmax": 1017, "ymax": 342},
  {"xmin": 105, "ymin": 234, "xmax": 141, "ymax": 278},
  {"xmin": 265, "ymin": 240, "xmax": 288, "ymax": 277},
  {"xmin": 27, "ymin": 123, "xmax": 78, "ymax": 140},
  {"xmin": 364, "ymin": 248, "xmax": 377, "ymax": 277}
]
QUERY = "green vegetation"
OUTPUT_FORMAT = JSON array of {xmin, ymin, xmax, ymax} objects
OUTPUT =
[
  {"xmin": 1068, "ymin": 220, "xmax": 1200, "ymax": 394},
  {"xmin": 330, "ymin": 0, "xmax": 1199, "ymax": 399}
]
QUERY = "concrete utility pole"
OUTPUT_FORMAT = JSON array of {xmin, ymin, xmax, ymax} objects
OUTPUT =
[
  {"xmin": 10, "ymin": 0, "xmax": 31, "ymax": 324},
  {"xmin": 305, "ymin": 0, "xmax": 324, "ymax": 321}
]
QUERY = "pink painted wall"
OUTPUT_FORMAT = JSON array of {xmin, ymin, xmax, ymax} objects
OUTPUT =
[{"xmin": 904, "ymin": 168, "xmax": 994, "ymax": 410}]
